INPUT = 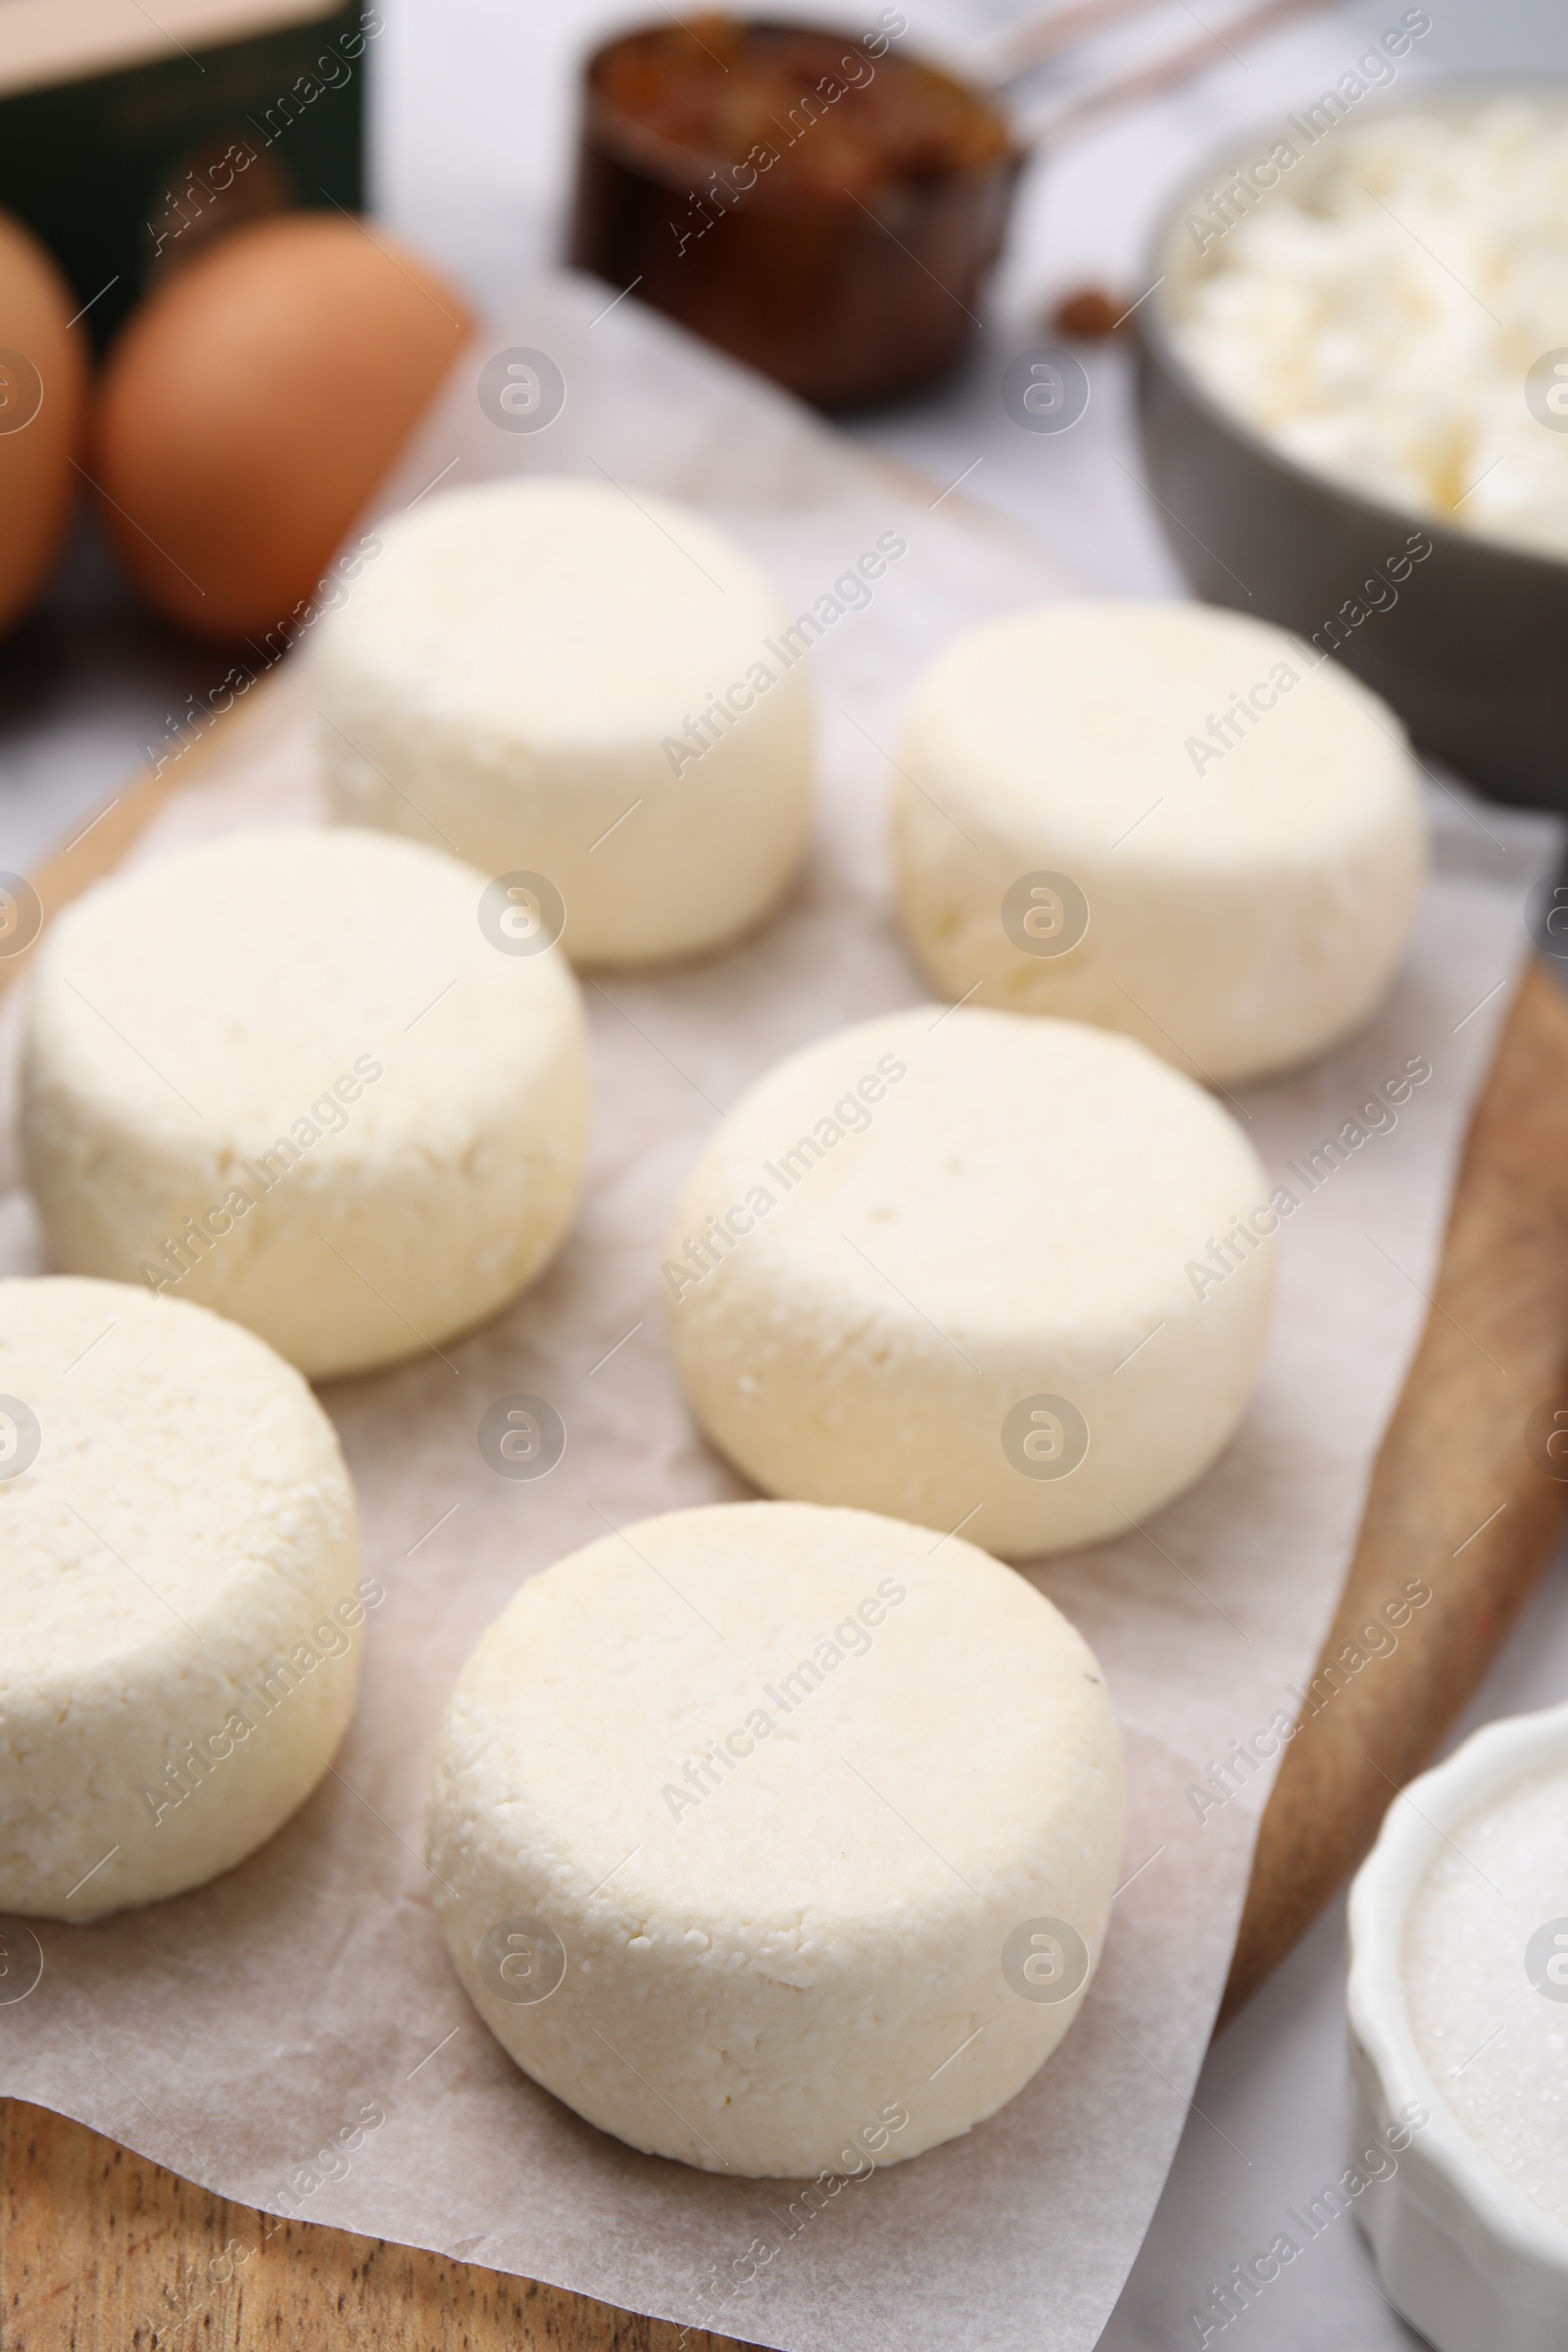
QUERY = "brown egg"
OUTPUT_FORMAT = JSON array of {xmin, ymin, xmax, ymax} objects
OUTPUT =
[
  {"xmin": 91, "ymin": 213, "xmax": 474, "ymax": 641},
  {"xmin": 0, "ymin": 211, "xmax": 86, "ymax": 635}
]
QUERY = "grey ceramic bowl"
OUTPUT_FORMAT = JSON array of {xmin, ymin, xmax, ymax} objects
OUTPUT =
[{"xmin": 1136, "ymin": 83, "xmax": 1568, "ymax": 812}]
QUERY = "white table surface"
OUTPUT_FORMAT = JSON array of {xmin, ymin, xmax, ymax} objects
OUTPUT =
[{"xmin": 5, "ymin": 2, "xmax": 1568, "ymax": 2344}]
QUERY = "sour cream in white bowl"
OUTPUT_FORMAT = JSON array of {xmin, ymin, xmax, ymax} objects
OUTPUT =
[{"xmin": 1348, "ymin": 1701, "xmax": 1568, "ymax": 2351}]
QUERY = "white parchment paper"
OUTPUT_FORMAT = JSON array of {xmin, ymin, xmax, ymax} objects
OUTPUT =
[{"xmin": 0, "ymin": 278, "xmax": 1549, "ymax": 2352}]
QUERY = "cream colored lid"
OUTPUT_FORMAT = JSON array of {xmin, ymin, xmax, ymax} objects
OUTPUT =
[{"xmin": 0, "ymin": 0, "xmax": 346, "ymax": 101}]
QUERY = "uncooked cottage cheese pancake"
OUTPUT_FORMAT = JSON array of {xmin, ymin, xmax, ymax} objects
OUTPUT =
[
  {"xmin": 315, "ymin": 475, "xmax": 816, "ymax": 966},
  {"xmin": 427, "ymin": 1500, "xmax": 1125, "ymax": 2178},
  {"xmin": 0, "ymin": 1277, "xmax": 366, "ymax": 1919},
  {"xmin": 664, "ymin": 1005, "xmax": 1275, "ymax": 1556},
  {"xmin": 21, "ymin": 827, "xmax": 589, "ymax": 1378},
  {"xmin": 895, "ymin": 601, "xmax": 1426, "ymax": 1085}
]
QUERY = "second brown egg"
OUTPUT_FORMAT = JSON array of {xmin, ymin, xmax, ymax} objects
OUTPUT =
[{"xmin": 90, "ymin": 212, "xmax": 474, "ymax": 643}]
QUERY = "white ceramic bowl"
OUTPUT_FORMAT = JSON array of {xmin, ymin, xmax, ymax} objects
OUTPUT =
[{"xmin": 1348, "ymin": 1702, "xmax": 1568, "ymax": 2351}]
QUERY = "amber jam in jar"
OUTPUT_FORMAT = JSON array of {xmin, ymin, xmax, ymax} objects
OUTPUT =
[{"xmin": 591, "ymin": 16, "xmax": 1009, "ymax": 206}]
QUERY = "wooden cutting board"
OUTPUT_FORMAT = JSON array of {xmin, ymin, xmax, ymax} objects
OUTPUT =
[
  {"xmin": 7, "ymin": 695, "xmax": 1568, "ymax": 2346},
  {"xmin": 1, "ymin": 2095, "xmax": 735, "ymax": 2351}
]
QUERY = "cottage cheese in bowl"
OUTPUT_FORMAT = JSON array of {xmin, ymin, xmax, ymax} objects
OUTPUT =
[{"xmin": 1173, "ymin": 97, "xmax": 1568, "ymax": 561}]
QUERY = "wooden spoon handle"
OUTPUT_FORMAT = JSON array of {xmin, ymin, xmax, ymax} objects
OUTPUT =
[{"xmin": 1222, "ymin": 957, "xmax": 1568, "ymax": 2022}]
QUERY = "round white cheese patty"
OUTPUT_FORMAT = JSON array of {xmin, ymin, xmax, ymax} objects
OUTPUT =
[
  {"xmin": 0, "ymin": 1277, "xmax": 364, "ymax": 1920},
  {"xmin": 664, "ymin": 1006, "xmax": 1275, "ymax": 1557},
  {"xmin": 426, "ymin": 1500, "xmax": 1124, "ymax": 2178},
  {"xmin": 315, "ymin": 477, "xmax": 815, "ymax": 967},
  {"xmin": 21, "ymin": 827, "xmax": 589, "ymax": 1380},
  {"xmin": 894, "ymin": 601, "xmax": 1427, "ymax": 1085}
]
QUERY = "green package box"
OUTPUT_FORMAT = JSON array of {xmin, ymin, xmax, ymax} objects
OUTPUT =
[{"xmin": 0, "ymin": 0, "xmax": 370, "ymax": 350}]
